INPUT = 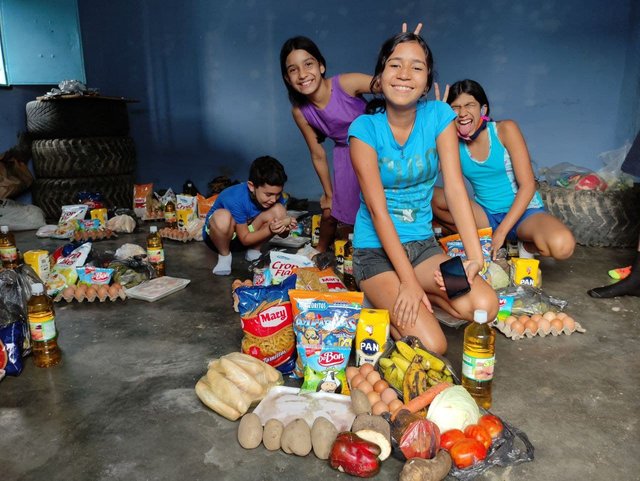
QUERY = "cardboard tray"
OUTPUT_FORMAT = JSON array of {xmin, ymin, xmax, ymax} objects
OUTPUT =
[{"xmin": 124, "ymin": 276, "xmax": 190, "ymax": 302}]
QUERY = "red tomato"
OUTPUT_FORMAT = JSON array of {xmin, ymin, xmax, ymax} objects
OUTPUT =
[
  {"xmin": 479, "ymin": 414, "xmax": 504, "ymax": 439},
  {"xmin": 464, "ymin": 424, "xmax": 492, "ymax": 450},
  {"xmin": 440, "ymin": 429, "xmax": 466, "ymax": 451},
  {"xmin": 449, "ymin": 438, "xmax": 488, "ymax": 469}
]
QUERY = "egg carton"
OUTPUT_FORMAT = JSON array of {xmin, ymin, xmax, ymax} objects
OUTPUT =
[
  {"xmin": 73, "ymin": 229, "xmax": 117, "ymax": 242},
  {"xmin": 493, "ymin": 312, "xmax": 586, "ymax": 340},
  {"xmin": 158, "ymin": 227, "xmax": 197, "ymax": 242},
  {"xmin": 54, "ymin": 283, "xmax": 127, "ymax": 303}
]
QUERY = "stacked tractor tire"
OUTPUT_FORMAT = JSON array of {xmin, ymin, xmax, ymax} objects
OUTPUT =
[{"xmin": 26, "ymin": 97, "xmax": 135, "ymax": 221}]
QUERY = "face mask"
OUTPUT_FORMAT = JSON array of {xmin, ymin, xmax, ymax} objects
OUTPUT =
[{"xmin": 458, "ymin": 114, "xmax": 491, "ymax": 142}]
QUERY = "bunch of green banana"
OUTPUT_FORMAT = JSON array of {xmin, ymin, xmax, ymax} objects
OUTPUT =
[{"xmin": 379, "ymin": 341, "xmax": 455, "ymax": 395}]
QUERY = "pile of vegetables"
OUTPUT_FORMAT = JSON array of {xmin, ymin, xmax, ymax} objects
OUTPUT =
[{"xmin": 440, "ymin": 414, "xmax": 504, "ymax": 469}]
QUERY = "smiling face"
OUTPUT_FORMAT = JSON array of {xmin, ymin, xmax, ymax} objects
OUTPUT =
[
  {"xmin": 379, "ymin": 41, "xmax": 429, "ymax": 109},
  {"xmin": 248, "ymin": 182, "xmax": 283, "ymax": 209},
  {"xmin": 449, "ymin": 92, "xmax": 485, "ymax": 138},
  {"xmin": 285, "ymin": 49, "xmax": 325, "ymax": 96}
]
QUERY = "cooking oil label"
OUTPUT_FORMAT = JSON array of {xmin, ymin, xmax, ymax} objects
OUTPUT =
[
  {"xmin": 147, "ymin": 247, "xmax": 165, "ymax": 263},
  {"xmin": 462, "ymin": 353, "xmax": 495, "ymax": 382},
  {"xmin": 0, "ymin": 246, "xmax": 18, "ymax": 261},
  {"xmin": 29, "ymin": 315, "xmax": 57, "ymax": 342},
  {"xmin": 164, "ymin": 211, "xmax": 176, "ymax": 221}
]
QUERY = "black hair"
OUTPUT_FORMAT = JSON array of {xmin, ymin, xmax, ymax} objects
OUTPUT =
[
  {"xmin": 366, "ymin": 32, "xmax": 435, "ymax": 114},
  {"xmin": 248, "ymin": 156, "xmax": 288, "ymax": 187},
  {"xmin": 446, "ymin": 79, "xmax": 491, "ymax": 116},
  {"xmin": 279, "ymin": 36, "xmax": 327, "ymax": 106}
]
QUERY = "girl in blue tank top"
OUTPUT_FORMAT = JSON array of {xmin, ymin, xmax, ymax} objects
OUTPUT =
[
  {"xmin": 348, "ymin": 35, "xmax": 498, "ymax": 355},
  {"xmin": 432, "ymin": 79, "xmax": 575, "ymax": 260}
]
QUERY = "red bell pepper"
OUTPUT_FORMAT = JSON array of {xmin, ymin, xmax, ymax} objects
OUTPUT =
[{"xmin": 329, "ymin": 432, "xmax": 381, "ymax": 478}]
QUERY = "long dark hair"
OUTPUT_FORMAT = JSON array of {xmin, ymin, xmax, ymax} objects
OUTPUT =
[
  {"xmin": 366, "ymin": 32, "xmax": 435, "ymax": 114},
  {"xmin": 279, "ymin": 36, "xmax": 327, "ymax": 106},
  {"xmin": 446, "ymin": 79, "xmax": 491, "ymax": 116}
]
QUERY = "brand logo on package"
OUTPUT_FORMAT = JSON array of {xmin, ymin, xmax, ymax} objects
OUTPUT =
[
  {"xmin": 259, "ymin": 306, "xmax": 288, "ymax": 327},
  {"xmin": 359, "ymin": 339, "xmax": 380, "ymax": 356},
  {"xmin": 319, "ymin": 351, "xmax": 345, "ymax": 367}
]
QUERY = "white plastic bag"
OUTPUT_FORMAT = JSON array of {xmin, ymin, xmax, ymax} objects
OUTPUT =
[
  {"xmin": 597, "ymin": 142, "xmax": 635, "ymax": 190},
  {"xmin": 0, "ymin": 199, "xmax": 46, "ymax": 231}
]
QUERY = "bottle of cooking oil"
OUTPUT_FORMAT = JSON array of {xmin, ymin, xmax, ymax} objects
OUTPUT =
[
  {"xmin": 28, "ymin": 282, "xmax": 61, "ymax": 368},
  {"xmin": 164, "ymin": 199, "xmax": 177, "ymax": 228},
  {"xmin": 147, "ymin": 225, "xmax": 165, "ymax": 276},
  {"xmin": 0, "ymin": 225, "xmax": 19, "ymax": 269},
  {"xmin": 462, "ymin": 309, "xmax": 495, "ymax": 409},
  {"xmin": 343, "ymin": 233, "xmax": 357, "ymax": 291}
]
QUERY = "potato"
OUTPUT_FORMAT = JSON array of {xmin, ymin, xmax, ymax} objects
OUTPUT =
[
  {"xmin": 280, "ymin": 418, "xmax": 312, "ymax": 456},
  {"xmin": 350, "ymin": 388, "xmax": 372, "ymax": 415},
  {"xmin": 237, "ymin": 413, "xmax": 263, "ymax": 449},
  {"xmin": 399, "ymin": 450, "xmax": 452, "ymax": 481},
  {"xmin": 263, "ymin": 419, "xmax": 284, "ymax": 451},
  {"xmin": 311, "ymin": 416, "xmax": 338, "ymax": 460}
]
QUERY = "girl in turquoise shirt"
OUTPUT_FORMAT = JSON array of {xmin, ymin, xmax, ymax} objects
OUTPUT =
[
  {"xmin": 433, "ymin": 79, "xmax": 575, "ymax": 260},
  {"xmin": 348, "ymin": 35, "xmax": 498, "ymax": 355}
]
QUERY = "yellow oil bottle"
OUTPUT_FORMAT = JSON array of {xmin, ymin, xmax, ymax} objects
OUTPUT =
[
  {"xmin": 28, "ymin": 282, "xmax": 62, "ymax": 368},
  {"xmin": 461, "ymin": 309, "xmax": 495, "ymax": 409},
  {"xmin": 147, "ymin": 226, "xmax": 165, "ymax": 276},
  {"xmin": 0, "ymin": 225, "xmax": 19, "ymax": 269}
]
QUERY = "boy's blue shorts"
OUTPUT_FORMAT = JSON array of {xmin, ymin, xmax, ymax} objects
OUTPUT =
[{"xmin": 480, "ymin": 206, "xmax": 546, "ymax": 242}]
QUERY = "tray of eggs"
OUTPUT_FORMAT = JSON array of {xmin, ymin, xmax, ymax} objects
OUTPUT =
[
  {"xmin": 54, "ymin": 282, "xmax": 127, "ymax": 303},
  {"xmin": 495, "ymin": 311, "xmax": 585, "ymax": 339},
  {"xmin": 158, "ymin": 227, "xmax": 199, "ymax": 242},
  {"xmin": 73, "ymin": 229, "xmax": 117, "ymax": 242},
  {"xmin": 346, "ymin": 363, "xmax": 404, "ymax": 416}
]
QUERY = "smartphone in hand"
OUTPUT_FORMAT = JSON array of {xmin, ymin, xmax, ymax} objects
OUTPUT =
[{"xmin": 440, "ymin": 256, "xmax": 471, "ymax": 299}]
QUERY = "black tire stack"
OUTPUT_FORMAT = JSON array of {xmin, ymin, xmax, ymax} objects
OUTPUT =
[
  {"xmin": 26, "ymin": 98, "xmax": 136, "ymax": 221},
  {"xmin": 538, "ymin": 181, "xmax": 640, "ymax": 247}
]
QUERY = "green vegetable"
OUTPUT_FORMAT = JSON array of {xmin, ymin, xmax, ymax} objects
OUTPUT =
[{"xmin": 425, "ymin": 385, "xmax": 480, "ymax": 433}]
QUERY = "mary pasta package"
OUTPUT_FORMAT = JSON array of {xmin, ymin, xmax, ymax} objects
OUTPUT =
[{"xmin": 236, "ymin": 275, "xmax": 297, "ymax": 374}]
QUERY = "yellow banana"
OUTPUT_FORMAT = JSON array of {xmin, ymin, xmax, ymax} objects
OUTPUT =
[
  {"xmin": 390, "ymin": 353, "xmax": 411, "ymax": 373},
  {"xmin": 378, "ymin": 358, "xmax": 394, "ymax": 370},
  {"xmin": 395, "ymin": 341, "xmax": 417, "ymax": 362},
  {"xmin": 414, "ymin": 347, "xmax": 446, "ymax": 372}
]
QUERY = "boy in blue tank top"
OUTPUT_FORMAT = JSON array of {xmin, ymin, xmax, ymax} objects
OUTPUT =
[{"xmin": 432, "ymin": 79, "xmax": 575, "ymax": 260}]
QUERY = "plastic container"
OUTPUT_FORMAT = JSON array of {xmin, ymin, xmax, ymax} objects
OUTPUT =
[
  {"xmin": 343, "ymin": 233, "xmax": 357, "ymax": 291},
  {"xmin": 164, "ymin": 200, "xmax": 177, "ymax": 228},
  {"xmin": 28, "ymin": 283, "xmax": 62, "ymax": 368},
  {"xmin": 0, "ymin": 225, "xmax": 19, "ymax": 269},
  {"xmin": 147, "ymin": 226, "xmax": 165, "ymax": 277},
  {"xmin": 462, "ymin": 309, "xmax": 496, "ymax": 409}
]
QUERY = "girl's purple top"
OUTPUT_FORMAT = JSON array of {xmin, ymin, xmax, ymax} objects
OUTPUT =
[{"xmin": 299, "ymin": 75, "xmax": 366, "ymax": 224}]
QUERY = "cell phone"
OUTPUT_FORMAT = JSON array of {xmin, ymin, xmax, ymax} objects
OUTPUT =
[{"xmin": 440, "ymin": 256, "xmax": 471, "ymax": 300}]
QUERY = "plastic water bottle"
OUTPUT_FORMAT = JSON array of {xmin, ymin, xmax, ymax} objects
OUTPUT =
[
  {"xmin": 147, "ymin": 226, "xmax": 165, "ymax": 276},
  {"xmin": 0, "ymin": 225, "xmax": 19, "ymax": 269},
  {"xmin": 462, "ymin": 309, "xmax": 496, "ymax": 409},
  {"xmin": 28, "ymin": 283, "xmax": 62, "ymax": 368}
]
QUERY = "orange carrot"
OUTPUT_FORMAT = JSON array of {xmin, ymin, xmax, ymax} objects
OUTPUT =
[{"xmin": 392, "ymin": 382, "xmax": 452, "ymax": 419}]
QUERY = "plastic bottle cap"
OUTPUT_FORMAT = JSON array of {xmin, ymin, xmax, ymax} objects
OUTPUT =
[
  {"xmin": 32, "ymin": 283, "xmax": 44, "ymax": 295},
  {"xmin": 0, "ymin": 225, "xmax": 8, "ymax": 233},
  {"xmin": 474, "ymin": 309, "xmax": 488, "ymax": 324},
  {"xmin": 150, "ymin": 226, "xmax": 158, "ymax": 233}
]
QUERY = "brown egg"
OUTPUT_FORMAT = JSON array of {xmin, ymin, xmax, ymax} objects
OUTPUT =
[
  {"xmin": 85, "ymin": 286, "xmax": 97, "ymax": 302},
  {"xmin": 111, "ymin": 282, "xmax": 122, "ymax": 291},
  {"xmin": 357, "ymin": 381, "xmax": 373, "ymax": 394},
  {"xmin": 550, "ymin": 318, "xmax": 564, "ymax": 334},
  {"xmin": 543, "ymin": 311, "xmax": 557, "ymax": 321},
  {"xmin": 346, "ymin": 366, "xmax": 359, "ymax": 382},
  {"xmin": 380, "ymin": 387, "xmax": 398, "ymax": 405},
  {"xmin": 556, "ymin": 312, "xmax": 568, "ymax": 320},
  {"xmin": 97, "ymin": 285, "xmax": 109, "ymax": 301},
  {"xmin": 366, "ymin": 370, "xmax": 382, "ymax": 385},
  {"xmin": 359, "ymin": 363, "xmax": 375, "ymax": 377},
  {"xmin": 373, "ymin": 379, "xmax": 389, "ymax": 393},
  {"xmin": 108, "ymin": 284, "xmax": 120, "ymax": 299},
  {"xmin": 371, "ymin": 401, "xmax": 390, "ymax": 416},
  {"xmin": 350, "ymin": 374, "xmax": 365, "ymax": 389},
  {"xmin": 530, "ymin": 314, "xmax": 543, "ymax": 323},
  {"xmin": 74, "ymin": 284, "xmax": 87, "ymax": 301},
  {"xmin": 62, "ymin": 286, "xmax": 75, "ymax": 300},
  {"xmin": 367, "ymin": 390, "xmax": 381, "ymax": 406},
  {"xmin": 388, "ymin": 398, "xmax": 404, "ymax": 414},
  {"xmin": 504, "ymin": 316, "xmax": 518, "ymax": 326},
  {"xmin": 563, "ymin": 316, "xmax": 576, "ymax": 332},
  {"xmin": 524, "ymin": 319, "xmax": 539, "ymax": 335},
  {"xmin": 538, "ymin": 318, "xmax": 551, "ymax": 335},
  {"xmin": 517, "ymin": 314, "xmax": 531, "ymax": 324},
  {"xmin": 510, "ymin": 320, "xmax": 525, "ymax": 336}
]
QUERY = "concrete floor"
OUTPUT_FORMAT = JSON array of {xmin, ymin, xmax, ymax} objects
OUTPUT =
[{"xmin": 1, "ymin": 227, "xmax": 639, "ymax": 481}]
